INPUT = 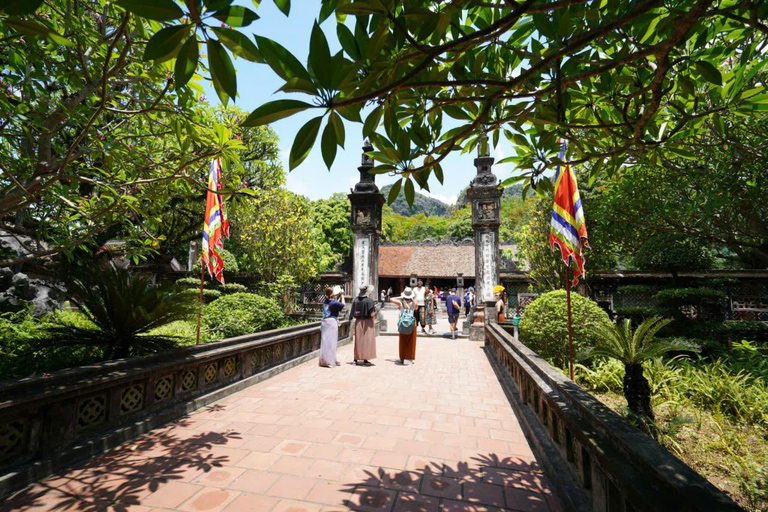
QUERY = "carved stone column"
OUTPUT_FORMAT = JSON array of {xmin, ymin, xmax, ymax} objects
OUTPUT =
[
  {"xmin": 467, "ymin": 137, "xmax": 502, "ymax": 341},
  {"xmin": 348, "ymin": 140, "xmax": 386, "ymax": 332}
]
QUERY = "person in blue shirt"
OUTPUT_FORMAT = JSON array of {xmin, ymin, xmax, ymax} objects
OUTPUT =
[
  {"xmin": 446, "ymin": 288, "xmax": 462, "ymax": 340},
  {"xmin": 319, "ymin": 286, "xmax": 344, "ymax": 367}
]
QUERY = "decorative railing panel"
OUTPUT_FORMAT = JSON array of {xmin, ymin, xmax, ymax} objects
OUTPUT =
[
  {"xmin": 0, "ymin": 321, "xmax": 349, "ymax": 496},
  {"xmin": 484, "ymin": 324, "xmax": 741, "ymax": 512}
]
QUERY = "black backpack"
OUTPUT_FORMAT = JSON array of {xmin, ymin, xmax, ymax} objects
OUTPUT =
[{"xmin": 352, "ymin": 297, "xmax": 374, "ymax": 319}]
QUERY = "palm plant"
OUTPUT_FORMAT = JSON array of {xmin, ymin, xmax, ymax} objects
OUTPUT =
[
  {"xmin": 585, "ymin": 317, "xmax": 696, "ymax": 425},
  {"xmin": 43, "ymin": 265, "xmax": 194, "ymax": 359}
]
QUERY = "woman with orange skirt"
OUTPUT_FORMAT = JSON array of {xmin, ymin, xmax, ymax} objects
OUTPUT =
[{"xmin": 390, "ymin": 287, "xmax": 418, "ymax": 365}]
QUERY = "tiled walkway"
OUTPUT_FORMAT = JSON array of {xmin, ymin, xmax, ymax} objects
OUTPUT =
[{"xmin": 5, "ymin": 337, "xmax": 561, "ymax": 512}]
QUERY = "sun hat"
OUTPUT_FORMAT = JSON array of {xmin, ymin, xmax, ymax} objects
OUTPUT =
[
  {"xmin": 402, "ymin": 287, "xmax": 414, "ymax": 299},
  {"xmin": 332, "ymin": 285, "xmax": 342, "ymax": 296},
  {"xmin": 358, "ymin": 284, "xmax": 370, "ymax": 297}
]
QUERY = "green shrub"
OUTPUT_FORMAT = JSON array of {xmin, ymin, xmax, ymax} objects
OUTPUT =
[
  {"xmin": 180, "ymin": 288, "xmax": 222, "ymax": 303},
  {"xmin": 654, "ymin": 288, "xmax": 728, "ymax": 308},
  {"xmin": 176, "ymin": 277, "xmax": 202, "ymax": 287},
  {"xmin": 519, "ymin": 290, "xmax": 611, "ymax": 368},
  {"xmin": 204, "ymin": 293, "xmax": 287, "ymax": 339},
  {"xmin": 633, "ymin": 234, "xmax": 713, "ymax": 272},
  {"xmin": 616, "ymin": 284, "xmax": 661, "ymax": 295},
  {"xmin": 614, "ymin": 306, "xmax": 662, "ymax": 325},
  {"xmin": 574, "ymin": 359, "xmax": 624, "ymax": 393},
  {"xmin": 147, "ymin": 320, "xmax": 199, "ymax": 346},
  {"xmin": 221, "ymin": 283, "xmax": 247, "ymax": 294},
  {"xmin": 192, "ymin": 248, "xmax": 239, "ymax": 273},
  {"xmin": 717, "ymin": 321, "xmax": 768, "ymax": 344}
]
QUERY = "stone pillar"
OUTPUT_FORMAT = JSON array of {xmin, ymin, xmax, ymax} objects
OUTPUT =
[
  {"xmin": 349, "ymin": 140, "xmax": 386, "ymax": 332},
  {"xmin": 467, "ymin": 136, "xmax": 502, "ymax": 341}
]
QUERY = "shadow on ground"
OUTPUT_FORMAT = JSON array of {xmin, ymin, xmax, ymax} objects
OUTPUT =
[{"xmin": 3, "ymin": 405, "xmax": 241, "ymax": 512}]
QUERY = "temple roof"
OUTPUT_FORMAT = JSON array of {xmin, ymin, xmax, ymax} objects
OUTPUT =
[{"xmin": 378, "ymin": 242, "xmax": 517, "ymax": 278}]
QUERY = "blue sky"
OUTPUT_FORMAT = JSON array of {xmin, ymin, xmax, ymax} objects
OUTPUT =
[{"xmin": 205, "ymin": 2, "xmax": 518, "ymax": 204}]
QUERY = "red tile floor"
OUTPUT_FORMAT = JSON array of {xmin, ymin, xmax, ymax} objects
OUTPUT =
[{"xmin": 3, "ymin": 336, "xmax": 563, "ymax": 512}]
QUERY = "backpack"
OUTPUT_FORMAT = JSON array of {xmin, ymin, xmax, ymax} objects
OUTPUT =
[
  {"xmin": 352, "ymin": 297, "xmax": 373, "ymax": 319},
  {"xmin": 397, "ymin": 302, "xmax": 416, "ymax": 334}
]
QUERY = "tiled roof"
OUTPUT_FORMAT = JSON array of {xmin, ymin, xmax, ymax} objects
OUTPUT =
[{"xmin": 378, "ymin": 244, "xmax": 478, "ymax": 278}]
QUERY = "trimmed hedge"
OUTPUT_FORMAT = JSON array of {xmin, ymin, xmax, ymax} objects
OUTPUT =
[
  {"xmin": 204, "ymin": 293, "xmax": 287, "ymax": 339},
  {"xmin": 191, "ymin": 248, "xmax": 240, "ymax": 273},
  {"xmin": 519, "ymin": 290, "xmax": 612, "ymax": 368}
]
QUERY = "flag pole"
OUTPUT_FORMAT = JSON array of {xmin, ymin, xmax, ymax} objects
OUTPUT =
[
  {"xmin": 195, "ymin": 265, "xmax": 205, "ymax": 345},
  {"xmin": 565, "ymin": 262, "xmax": 575, "ymax": 381}
]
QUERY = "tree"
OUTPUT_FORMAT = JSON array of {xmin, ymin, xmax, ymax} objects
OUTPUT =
[
  {"xmin": 585, "ymin": 317, "xmax": 693, "ymax": 430},
  {"xmin": 242, "ymin": 0, "xmax": 768, "ymax": 205},
  {"xmin": 310, "ymin": 193, "xmax": 353, "ymax": 268},
  {"xmin": 0, "ymin": 1, "xmax": 249, "ymax": 266},
  {"xmin": 229, "ymin": 189, "xmax": 321, "ymax": 284},
  {"xmin": 593, "ymin": 113, "xmax": 768, "ymax": 269}
]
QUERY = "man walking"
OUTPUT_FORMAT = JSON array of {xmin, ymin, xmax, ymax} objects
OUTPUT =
[{"xmin": 446, "ymin": 287, "xmax": 462, "ymax": 340}]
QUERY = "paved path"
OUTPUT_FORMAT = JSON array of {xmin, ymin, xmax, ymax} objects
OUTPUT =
[{"xmin": 5, "ymin": 337, "xmax": 561, "ymax": 512}]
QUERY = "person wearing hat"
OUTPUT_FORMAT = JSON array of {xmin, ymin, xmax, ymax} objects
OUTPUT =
[
  {"xmin": 446, "ymin": 288, "xmax": 462, "ymax": 340},
  {"xmin": 351, "ymin": 284, "xmax": 377, "ymax": 366},
  {"xmin": 319, "ymin": 285, "xmax": 345, "ymax": 368},
  {"xmin": 495, "ymin": 291, "xmax": 506, "ymax": 323},
  {"xmin": 390, "ymin": 287, "xmax": 418, "ymax": 365}
]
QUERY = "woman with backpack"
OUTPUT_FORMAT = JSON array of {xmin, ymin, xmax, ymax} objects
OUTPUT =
[
  {"xmin": 390, "ymin": 287, "xmax": 418, "ymax": 365},
  {"xmin": 351, "ymin": 284, "xmax": 377, "ymax": 366},
  {"xmin": 319, "ymin": 286, "xmax": 344, "ymax": 368}
]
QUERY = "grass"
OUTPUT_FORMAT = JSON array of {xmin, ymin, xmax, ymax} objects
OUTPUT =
[{"xmin": 576, "ymin": 349, "xmax": 768, "ymax": 511}]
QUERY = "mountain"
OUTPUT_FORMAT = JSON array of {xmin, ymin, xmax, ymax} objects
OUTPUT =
[
  {"xmin": 455, "ymin": 183, "xmax": 523, "ymax": 207},
  {"xmin": 380, "ymin": 184, "xmax": 451, "ymax": 217}
]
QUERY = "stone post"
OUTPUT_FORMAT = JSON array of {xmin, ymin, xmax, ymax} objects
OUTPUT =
[
  {"xmin": 467, "ymin": 135, "xmax": 502, "ymax": 342},
  {"xmin": 349, "ymin": 140, "xmax": 386, "ymax": 332}
]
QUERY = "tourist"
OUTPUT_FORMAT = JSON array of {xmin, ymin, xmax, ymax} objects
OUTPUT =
[
  {"xmin": 319, "ymin": 286, "xmax": 344, "ymax": 368},
  {"xmin": 390, "ymin": 287, "xmax": 418, "ymax": 365},
  {"xmin": 380, "ymin": 289, "xmax": 386, "ymax": 308},
  {"xmin": 425, "ymin": 287, "xmax": 437, "ymax": 335},
  {"xmin": 446, "ymin": 287, "xmax": 462, "ymax": 340},
  {"xmin": 413, "ymin": 279, "xmax": 427, "ymax": 334},
  {"xmin": 496, "ymin": 292, "xmax": 506, "ymax": 323},
  {"xmin": 352, "ymin": 284, "xmax": 377, "ymax": 366},
  {"xmin": 467, "ymin": 286, "xmax": 476, "ymax": 318},
  {"xmin": 463, "ymin": 289, "xmax": 470, "ymax": 317},
  {"xmin": 387, "ymin": 286, "xmax": 393, "ymax": 299}
]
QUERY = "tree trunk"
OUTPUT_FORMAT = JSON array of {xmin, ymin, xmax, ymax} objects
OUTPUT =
[{"xmin": 623, "ymin": 363, "xmax": 654, "ymax": 422}]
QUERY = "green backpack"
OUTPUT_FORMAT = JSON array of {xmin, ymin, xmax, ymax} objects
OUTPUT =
[{"xmin": 397, "ymin": 302, "xmax": 416, "ymax": 334}]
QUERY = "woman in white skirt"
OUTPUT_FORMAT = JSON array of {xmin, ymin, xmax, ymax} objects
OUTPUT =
[{"xmin": 319, "ymin": 285, "xmax": 344, "ymax": 367}]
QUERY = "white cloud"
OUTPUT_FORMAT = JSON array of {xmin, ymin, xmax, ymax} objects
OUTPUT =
[{"xmin": 420, "ymin": 189, "xmax": 457, "ymax": 206}]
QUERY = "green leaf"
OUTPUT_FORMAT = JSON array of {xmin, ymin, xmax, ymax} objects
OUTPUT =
[
  {"xmin": 329, "ymin": 111, "xmax": 345, "ymax": 148},
  {"xmin": 3, "ymin": 17, "xmax": 73, "ymax": 46},
  {"xmin": 115, "ymin": 0, "xmax": 184, "ymax": 21},
  {"xmin": 212, "ymin": 27, "xmax": 260, "ymax": 61},
  {"xmin": 321, "ymin": 121, "xmax": 337, "ymax": 170},
  {"xmin": 207, "ymin": 39, "xmax": 237, "ymax": 104},
  {"xmin": 0, "ymin": 0, "xmax": 44, "ymax": 15},
  {"xmin": 144, "ymin": 25, "xmax": 190, "ymax": 61},
  {"xmin": 174, "ymin": 36, "xmax": 199, "ymax": 88},
  {"xmin": 212, "ymin": 5, "xmax": 259, "ymax": 26},
  {"xmin": 387, "ymin": 179, "xmax": 402, "ymax": 204},
  {"xmin": 242, "ymin": 99, "xmax": 313, "ymax": 126},
  {"xmin": 273, "ymin": 0, "xmax": 289, "ymax": 15},
  {"xmin": 254, "ymin": 35, "xmax": 311, "ymax": 82},
  {"xmin": 203, "ymin": 0, "xmax": 232, "ymax": 10},
  {"xmin": 694, "ymin": 61, "xmax": 722, "ymax": 86},
  {"xmin": 337, "ymin": 23, "xmax": 360, "ymax": 60},
  {"xmin": 308, "ymin": 22, "xmax": 333, "ymax": 89},
  {"xmin": 337, "ymin": 2, "xmax": 386, "ymax": 15},
  {"xmin": 404, "ymin": 178, "xmax": 415, "ymax": 207},
  {"xmin": 289, "ymin": 116, "xmax": 322, "ymax": 170},
  {"xmin": 363, "ymin": 106, "xmax": 382, "ymax": 138}
]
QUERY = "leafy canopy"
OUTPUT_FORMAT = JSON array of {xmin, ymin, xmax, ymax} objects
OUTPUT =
[{"xmin": 239, "ymin": 0, "xmax": 768, "ymax": 204}]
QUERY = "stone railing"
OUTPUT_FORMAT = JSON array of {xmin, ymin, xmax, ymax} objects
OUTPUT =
[
  {"xmin": 484, "ymin": 323, "xmax": 742, "ymax": 512},
  {"xmin": 0, "ymin": 320, "xmax": 350, "ymax": 497}
]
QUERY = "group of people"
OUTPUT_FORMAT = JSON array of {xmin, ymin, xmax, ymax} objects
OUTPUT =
[{"xmin": 318, "ymin": 279, "xmax": 483, "ymax": 370}]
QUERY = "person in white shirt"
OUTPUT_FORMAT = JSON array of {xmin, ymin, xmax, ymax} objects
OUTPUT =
[{"xmin": 413, "ymin": 279, "xmax": 427, "ymax": 334}]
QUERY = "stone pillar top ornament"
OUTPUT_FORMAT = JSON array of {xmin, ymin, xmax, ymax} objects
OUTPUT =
[
  {"xmin": 352, "ymin": 139, "xmax": 379, "ymax": 194},
  {"xmin": 349, "ymin": 140, "xmax": 385, "ymax": 234}
]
